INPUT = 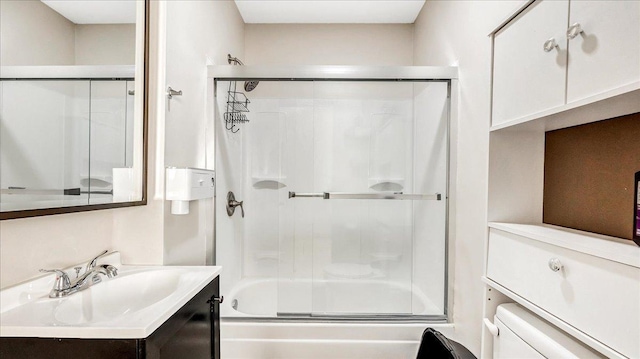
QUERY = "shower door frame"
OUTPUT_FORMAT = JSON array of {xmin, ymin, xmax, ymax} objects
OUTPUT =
[{"xmin": 210, "ymin": 65, "xmax": 458, "ymax": 323}]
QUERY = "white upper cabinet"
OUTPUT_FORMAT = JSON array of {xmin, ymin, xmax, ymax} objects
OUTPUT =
[
  {"xmin": 566, "ymin": 1, "xmax": 640, "ymax": 102},
  {"xmin": 491, "ymin": 0, "xmax": 640, "ymax": 127},
  {"xmin": 492, "ymin": 0, "xmax": 569, "ymax": 127}
]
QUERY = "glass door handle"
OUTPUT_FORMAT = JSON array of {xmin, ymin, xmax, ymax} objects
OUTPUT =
[
  {"xmin": 288, "ymin": 192, "xmax": 326, "ymax": 198},
  {"xmin": 288, "ymin": 192, "xmax": 442, "ymax": 201}
]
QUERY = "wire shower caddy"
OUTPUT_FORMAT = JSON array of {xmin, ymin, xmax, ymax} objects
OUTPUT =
[{"xmin": 224, "ymin": 54, "xmax": 252, "ymax": 133}]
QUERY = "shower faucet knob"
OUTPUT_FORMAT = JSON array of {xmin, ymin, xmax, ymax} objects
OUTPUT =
[{"xmin": 226, "ymin": 191, "xmax": 245, "ymax": 218}]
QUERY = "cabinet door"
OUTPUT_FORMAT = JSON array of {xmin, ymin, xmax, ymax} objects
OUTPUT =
[
  {"xmin": 492, "ymin": 0, "xmax": 569, "ymax": 126},
  {"xmin": 145, "ymin": 278, "xmax": 220, "ymax": 359},
  {"xmin": 566, "ymin": 1, "xmax": 640, "ymax": 102}
]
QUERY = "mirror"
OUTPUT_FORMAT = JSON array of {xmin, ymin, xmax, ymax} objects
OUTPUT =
[{"xmin": 0, "ymin": 0, "xmax": 148, "ymax": 219}]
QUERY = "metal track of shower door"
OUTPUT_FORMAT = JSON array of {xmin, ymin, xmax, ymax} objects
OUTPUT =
[{"xmin": 223, "ymin": 314, "xmax": 449, "ymax": 323}]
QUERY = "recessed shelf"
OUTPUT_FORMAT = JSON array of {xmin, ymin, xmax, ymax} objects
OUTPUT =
[
  {"xmin": 251, "ymin": 176, "xmax": 286, "ymax": 189},
  {"xmin": 490, "ymin": 82, "xmax": 640, "ymax": 133},
  {"xmin": 368, "ymin": 178, "xmax": 404, "ymax": 192},
  {"xmin": 488, "ymin": 222, "xmax": 640, "ymax": 268}
]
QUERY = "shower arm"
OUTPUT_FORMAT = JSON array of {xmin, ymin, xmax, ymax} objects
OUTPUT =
[{"xmin": 228, "ymin": 54, "xmax": 244, "ymax": 66}]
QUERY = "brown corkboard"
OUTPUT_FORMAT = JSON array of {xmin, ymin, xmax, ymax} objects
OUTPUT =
[{"xmin": 543, "ymin": 113, "xmax": 640, "ymax": 240}]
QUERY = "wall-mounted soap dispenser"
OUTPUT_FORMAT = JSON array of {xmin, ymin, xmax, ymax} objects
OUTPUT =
[{"xmin": 165, "ymin": 167, "xmax": 215, "ymax": 215}]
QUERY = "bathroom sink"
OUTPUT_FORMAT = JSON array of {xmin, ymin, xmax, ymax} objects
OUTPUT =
[{"xmin": 0, "ymin": 252, "xmax": 222, "ymax": 338}]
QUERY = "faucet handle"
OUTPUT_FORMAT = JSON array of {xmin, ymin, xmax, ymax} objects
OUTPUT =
[
  {"xmin": 86, "ymin": 250, "xmax": 109, "ymax": 272},
  {"xmin": 39, "ymin": 269, "xmax": 71, "ymax": 291}
]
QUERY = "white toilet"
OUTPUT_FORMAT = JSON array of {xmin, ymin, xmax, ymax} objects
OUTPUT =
[{"xmin": 492, "ymin": 304, "xmax": 605, "ymax": 359}]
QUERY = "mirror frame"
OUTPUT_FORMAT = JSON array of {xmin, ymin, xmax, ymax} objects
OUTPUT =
[{"xmin": 0, "ymin": 0, "xmax": 149, "ymax": 220}]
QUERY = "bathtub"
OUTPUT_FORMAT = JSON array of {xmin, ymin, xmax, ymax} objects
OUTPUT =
[{"xmin": 221, "ymin": 278, "xmax": 453, "ymax": 358}]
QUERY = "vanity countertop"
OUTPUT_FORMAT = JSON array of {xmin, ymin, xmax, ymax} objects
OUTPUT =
[{"xmin": 0, "ymin": 253, "xmax": 222, "ymax": 339}]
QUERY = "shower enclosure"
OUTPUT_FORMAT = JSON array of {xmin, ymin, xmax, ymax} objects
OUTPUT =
[{"xmin": 213, "ymin": 66, "xmax": 454, "ymax": 321}]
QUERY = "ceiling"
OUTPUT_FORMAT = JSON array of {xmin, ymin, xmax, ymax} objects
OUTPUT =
[
  {"xmin": 41, "ymin": 0, "xmax": 136, "ymax": 25},
  {"xmin": 40, "ymin": 0, "xmax": 426, "ymax": 25},
  {"xmin": 234, "ymin": 0, "xmax": 427, "ymax": 24}
]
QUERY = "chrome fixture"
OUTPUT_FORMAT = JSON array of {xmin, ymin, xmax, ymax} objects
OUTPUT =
[
  {"xmin": 226, "ymin": 191, "xmax": 244, "ymax": 217},
  {"xmin": 39, "ymin": 250, "xmax": 118, "ymax": 298},
  {"xmin": 227, "ymin": 54, "xmax": 260, "ymax": 92},
  {"xmin": 167, "ymin": 86, "xmax": 183, "ymax": 111},
  {"xmin": 167, "ymin": 86, "xmax": 183, "ymax": 100},
  {"xmin": 566, "ymin": 23, "xmax": 584, "ymax": 40},
  {"xmin": 543, "ymin": 38, "xmax": 559, "ymax": 52},
  {"xmin": 288, "ymin": 192, "xmax": 442, "ymax": 201}
]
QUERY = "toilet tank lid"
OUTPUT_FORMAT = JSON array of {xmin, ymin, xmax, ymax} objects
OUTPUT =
[{"xmin": 495, "ymin": 304, "xmax": 604, "ymax": 359}]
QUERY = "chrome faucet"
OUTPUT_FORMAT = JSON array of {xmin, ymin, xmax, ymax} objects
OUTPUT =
[{"xmin": 39, "ymin": 250, "xmax": 118, "ymax": 298}]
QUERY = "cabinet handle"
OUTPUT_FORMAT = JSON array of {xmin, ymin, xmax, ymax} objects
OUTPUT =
[
  {"xmin": 567, "ymin": 23, "xmax": 584, "ymax": 40},
  {"xmin": 543, "ymin": 38, "xmax": 559, "ymax": 52},
  {"xmin": 208, "ymin": 296, "xmax": 224, "ymax": 304},
  {"xmin": 548, "ymin": 258, "xmax": 563, "ymax": 272}
]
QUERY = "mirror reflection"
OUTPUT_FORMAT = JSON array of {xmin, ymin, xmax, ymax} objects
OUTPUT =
[{"xmin": 0, "ymin": 0, "xmax": 145, "ymax": 214}]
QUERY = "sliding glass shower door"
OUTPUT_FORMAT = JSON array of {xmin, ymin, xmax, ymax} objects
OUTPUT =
[
  {"xmin": 216, "ymin": 78, "xmax": 449, "ymax": 320},
  {"xmin": 306, "ymin": 81, "xmax": 415, "ymax": 316}
]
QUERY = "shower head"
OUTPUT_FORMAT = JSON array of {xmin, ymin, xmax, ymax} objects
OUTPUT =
[
  {"xmin": 228, "ymin": 54, "xmax": 259, "ymax": 92},
  {"xmin": 244, "ymin": 80, "xmax": 259, "ymax": 92}
]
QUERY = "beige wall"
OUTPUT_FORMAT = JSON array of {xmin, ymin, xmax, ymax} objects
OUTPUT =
[
  {"xmin": 75, "ymin": 24, "xmax": 136, "ymax": 65},
  {"xmin": 245, "ymin": 24, "xmax": 413, "ymax": 65},
  {"xmin": 0, "ymin": 1, "xmax": 135, "ymax": 66},
  {"xmin": 413, "ymin": 0, "xmax": 527, "ymax": 355},
  {"xmin": 161, "ymin": 0, "xmax": 245, "ymax": 265},
  {"xmin": 0, "ymin": 0, "xmax": 75, "ymax": 65}
]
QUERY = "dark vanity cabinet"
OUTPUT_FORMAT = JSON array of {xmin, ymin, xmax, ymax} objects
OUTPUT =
[{"xmin": 0, "ymin": 277, "xmax": 221, "ymax": 359}]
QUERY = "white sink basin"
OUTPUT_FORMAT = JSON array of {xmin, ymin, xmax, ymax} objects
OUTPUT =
[{"xmin": 0, "ymin": 252, "xmax": 222, "ymax": 338}]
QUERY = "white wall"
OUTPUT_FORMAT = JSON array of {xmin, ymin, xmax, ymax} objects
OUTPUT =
[
  {"xmin": 161, "ymin": 1, "xmax": 245, "ymax": 265},
  {"xmin": 413, "ymin": 1, "xmax": 528, "ymax": 355},
  {"xmin": 245, "ymin": 24, "xmax": 413, "ymax": 65},
  {"xmin": 0, "ymin": 0, "xmax": 75, "ymax": 65},
  {"xmin": 75, "ymin": 24, "xmax": 136, "ymax": 65}
]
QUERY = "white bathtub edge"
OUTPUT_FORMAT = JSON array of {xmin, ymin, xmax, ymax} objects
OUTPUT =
[{"xmin": 221, "ymin": 321, "xmax": 456, "ymax": 358}]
